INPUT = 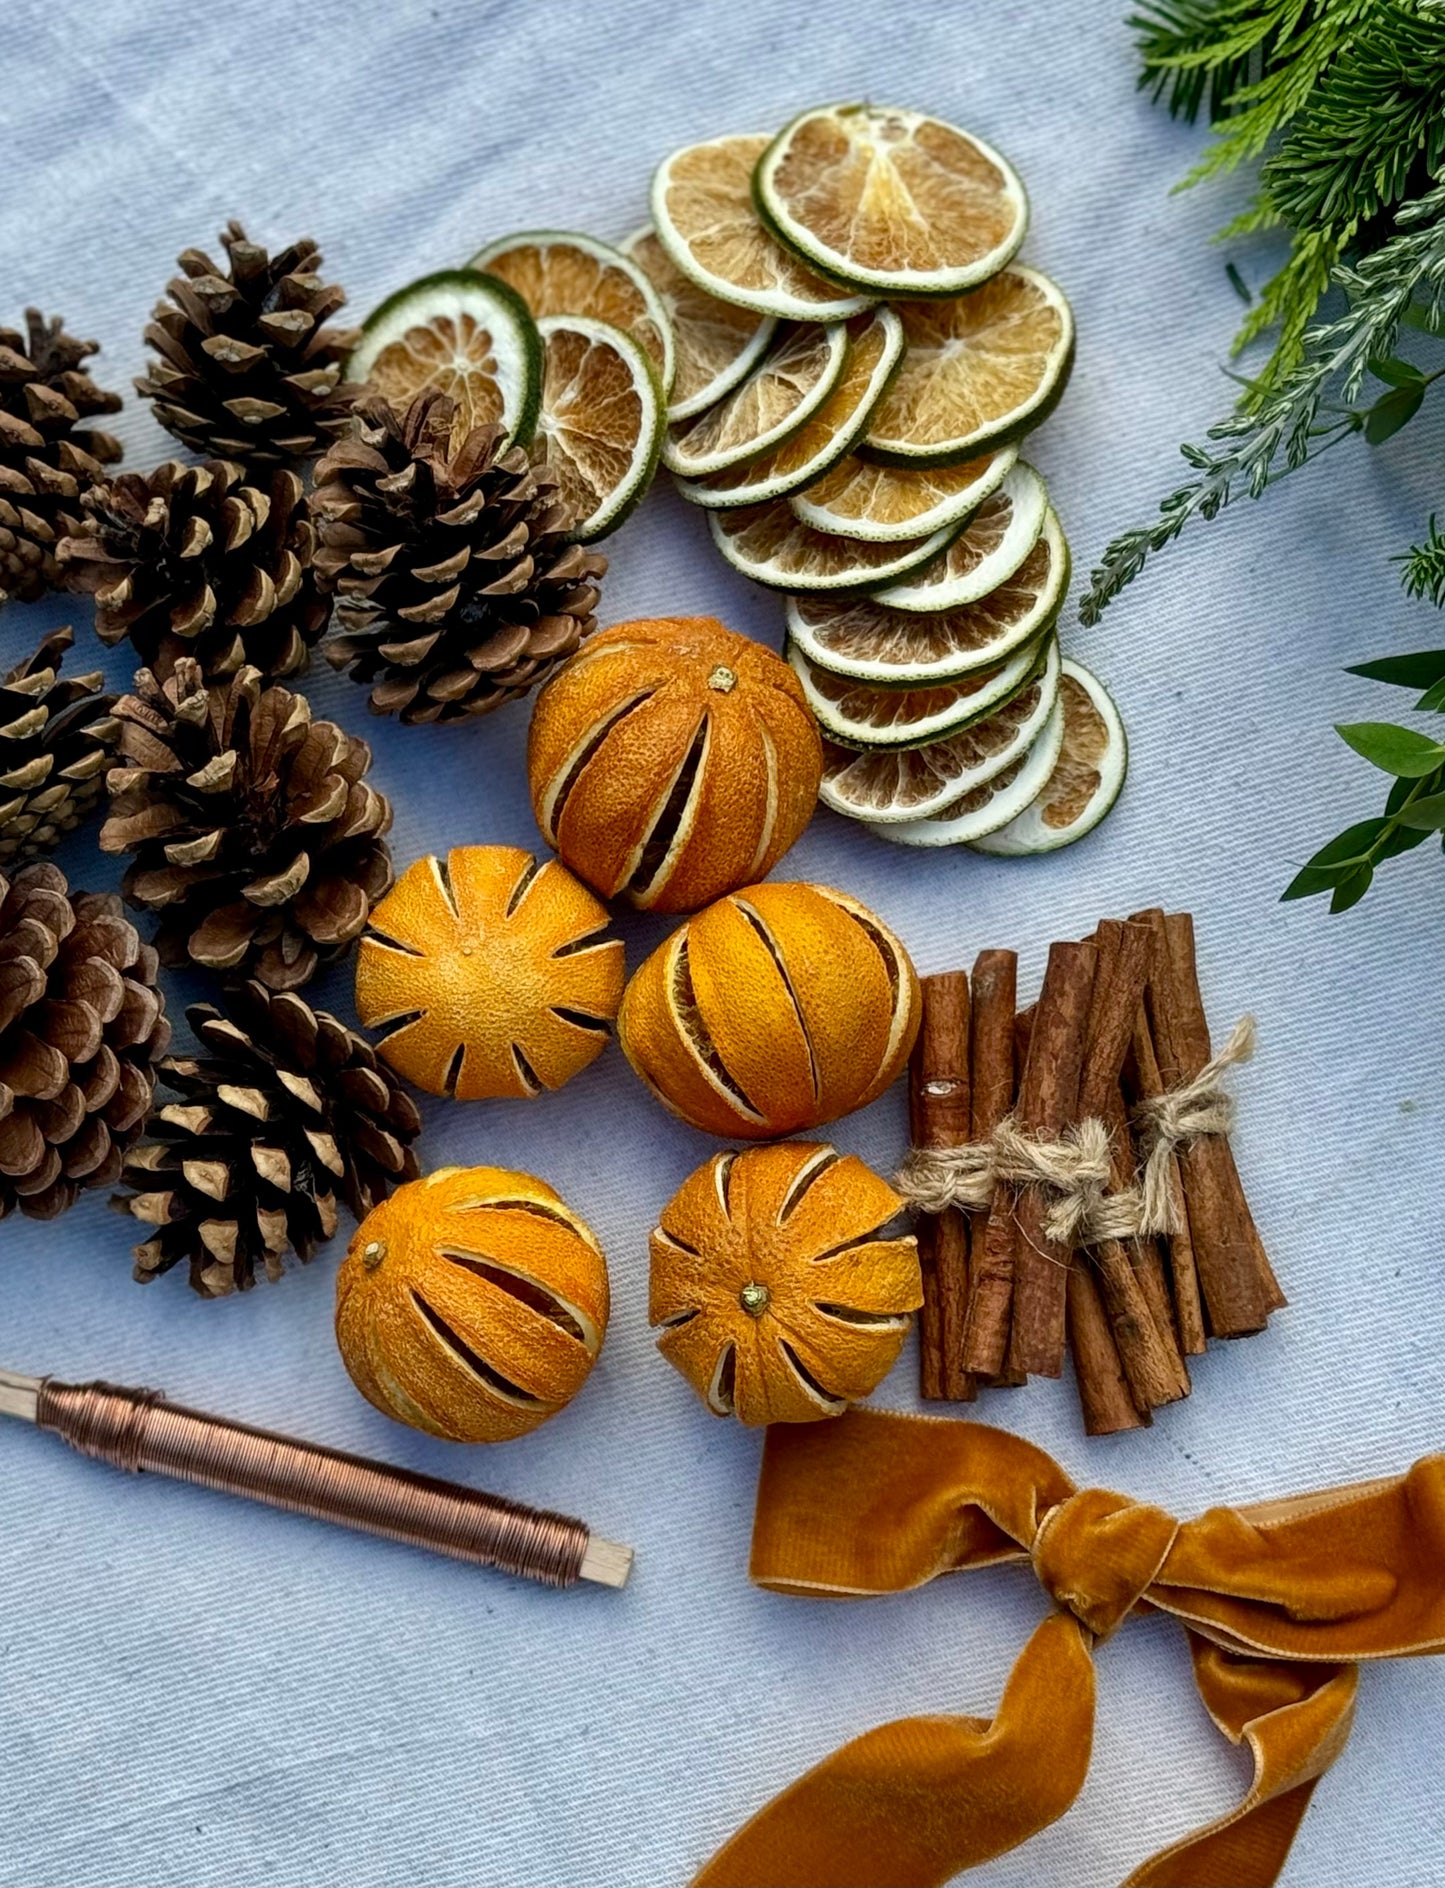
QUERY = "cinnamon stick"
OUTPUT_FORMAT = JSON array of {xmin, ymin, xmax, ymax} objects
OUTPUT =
[
  {"xmin": 960, "ymin": 950, "xmax": 1018, "ymax": 1379},
  {"xmin": 1068, "ymin": 1260, "xmax": 1149, "ymax": 1435},
  {"xmin": 1126, "ymin": 1005, "xmax": 1206, "ymax": 1356},
  {"xmin": 908, "ymin": 973, "xmax": 975, "ymax": 1403}
]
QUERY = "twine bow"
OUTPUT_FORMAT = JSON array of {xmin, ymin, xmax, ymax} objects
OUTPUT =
[
  {"xmin": 895, "ymin": 1014, "xmax": 1257, "ymax": 1246},
  {"xmin": 694, "ymin": 1410, "xmax": 1445, "ymax": 1888}
]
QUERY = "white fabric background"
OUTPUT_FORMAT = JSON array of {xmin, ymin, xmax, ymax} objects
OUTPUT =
[{"xmin": 1, "ymin": 2, "xmax": 1442, "ymax": 1884}]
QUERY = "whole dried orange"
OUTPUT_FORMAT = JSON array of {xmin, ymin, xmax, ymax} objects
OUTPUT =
[
  {"xmin": 336, "ymin": 1165, "xmax": 609, "ymax": 1443},
  {"xmin": 650, "ymin": 1142, "xmax": 920, "ymax": 1424},
  {"xmin": 527, "ymin": 615, "xmax": 821, "ymax": 913},
  {"xmin": 354, "ymin": 846, "xmax": 623, "ymax": 1100},
  {"xmin": 618, "ymin": 880, "xmax": 921, "ymax": 1139}
]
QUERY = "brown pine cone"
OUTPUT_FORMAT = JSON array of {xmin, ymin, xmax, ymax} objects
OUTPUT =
[
  {"xmin": 134, "ymin": 221, "xmax": 361, "ymax": 469},
  {"xmin": 0, "ymin": 861, "xmax": 170, "ymax": 1220},
  {"xmin": 0, "ymin": 310, "xmax": 123, "ymax": 606},
  {"xmin": 100, "ymin": 660, "xmax": 394, "ymax": 992},
  {"xmin": 313, "ymin": 388, "xmax": 606, "ymax": 725},
  {"xmin": 58, "ymin": 458, "xmax": 330, "ymax": 683},
  {"xmin": 0, "ymin": 627, "xmax": 118, "ymax": 867},
  {"xmin": 119, "ymin": 979, "xmax": 421, "ymax": 1296}
]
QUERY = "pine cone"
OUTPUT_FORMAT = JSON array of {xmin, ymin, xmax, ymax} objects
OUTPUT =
[
  {"xmin": 0, "ymin": 861, "xmax": 170, "ymax": 1220},
  {"xmin": 119, "ymin": 979, "xmax": 421, "ymax": 1296},
  {"xmin": 313, "ymin": 388, "xmax": 606, "ymax": 725},
  {"xmin": 0, "ymin": 310, "xmax": 123, "ymax": 605},
  {"xmin": 0, "ymin": 627, "xmax": 119, "ymax": 867},
  {"xmin": 135, "ymin": 221, "xmax": 361, "ymax": 469},
  {"xmin": 100, "ymin": 660, "xmax": 394, "ymax": 992}
]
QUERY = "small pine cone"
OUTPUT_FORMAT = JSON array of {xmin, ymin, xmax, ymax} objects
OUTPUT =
[
  {"xmin": 0, "ymin": 626, "xmax": 119, "ymax": 867},
  {"xmin": 58, "ymin": 458, "xmax": 330, "ymax": 683},
  {"xmin": 0, "ymin": 310, "xmax": 123, "ymax": 605},
  {"xmin": 135, "ymin": 221, "xmax": 362, "ymax": 469},
  {"xmin": 119, "ymin": 980, "xmax": 421, "ymax": 1296},
  {"xmin": 101, "ymin": 660, "xmax": 394, "ymax": 992},
  {"xmin": 313, "ymin": 388, "xmax": 606, "ymax": 725},
  {"xmin": 0, "ymin": 861, "xmax": 170, "ymax": 1221}
]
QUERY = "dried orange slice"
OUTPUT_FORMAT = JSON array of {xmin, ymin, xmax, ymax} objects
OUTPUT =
[
  {"xmin": 533, "ymin": 315, "xmax": 664, "ymax": 540},
  {"xmin": 756, "ymin": 104, "xmax": 1028, "ymax": 296},
  {"xmin": 969, "ymin": 660, "xmax": 1127, "ymax": 854},
  {"xmin": 863, "ymin": 693, "xmax": 1068, "ymax": 846},
  {"xmin": 663, "ymin": 320, "xmax": 850, "ymax": 478},
  {"xmin": 791, "ymin": 634, "xmax": 1043, "ymax": 749},
  {"xmin": 623, "ymin": 226, "xmax": 776, "ymax": 421},
  {"xmin": 709, "ymin": 499, "xmax": 959, "ymax": 592},
  {"xmin": 470, "ymin": 229, "xmax": 675, "ymax": 397},
  {"xmin": 790, "ymin": 443, "xmax": 1016, "ymax": 542},
  {"xmin": 349, "ymin": 270, "xmax": 541, "ymax": 451},
  {"xmin": 651, "ymin": 134, "xmax": 873, "ymax": 320},
  {"xmin": 871, "ymin": 464, "xmax": 1048, "ymax": 611},
  {"xmin": 675, "ymin": 307, "xmax": 903, "ymax": 508},
  {"xmin": 650, "ymin": 1142, "xmax": 920, "ymax": 1425},
  {"xmin": 863, "ymin": 266, "xmax": 1074, "ymax": 464}
]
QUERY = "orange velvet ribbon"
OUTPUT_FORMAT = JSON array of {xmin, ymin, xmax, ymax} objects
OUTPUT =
[{"xmin": 695, "ymin": 1410, "xmax": 1445, "ymax": 1888}]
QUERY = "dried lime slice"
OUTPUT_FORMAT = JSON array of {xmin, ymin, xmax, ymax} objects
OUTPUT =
[
  {"xmin": 786, "ymin": 509, "xmax": 1069, "ymax": 686},
  {"xmin": 756, "ymin": 104, "xmax": 1027, "ymax": 297},
  {"xmin": 821, "ymin": 640, "xmax": 1061, "ymax": 821},
  {"xmin": 675, "ymin": 308, "xmax": 902, "ymax": 508},
  {"xmin": 790, "ymin": 632, "xmax": 1042, "ymax": 750},
  {"xmin": 863, "ymin": 267, "xmax": 1074, "ymax": 464},
  {"xmin": 790, "ymin": 444, "xmax": 1016, "ymax": 542},
  {"xmin": 533, "ymin": 316, "xmax": 664, "ymax": 541},
  {"xmin": 663, "ymin": 321, "xmax": 850, "ymax": 478},
  {"xmin": 652, "ymin": 134, "xmax": 873, "ymax": 321},
  {"xmin": 469, "ymin": 229, "xmax": 676, "ymax": 398},
  {"xmin": 872, "ymin": 463, "xmax": 1047, "ymax": 611},
  {"xmin": 709, "ymin": 500, "xmax": 960, "ymax": 592},
  {"xmin": 623, "ymin": 226, "xmax": 776, "ymax": 421},
  {"xmin": 969, "ymin": 660, "xmax": 1127, "ymax": 854},
  {"xmin": 349, "ymin": 270, "xmax": 542, "ymax": 452},
  {"xmin": 863, "ymin": 689, "xmax": 1068, "ymax": 844}
]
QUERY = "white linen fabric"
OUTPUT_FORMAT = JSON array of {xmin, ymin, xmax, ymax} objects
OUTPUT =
[{"xmin": 1, "ymin": 2, "xmax": 1442, "ymax": 1884}]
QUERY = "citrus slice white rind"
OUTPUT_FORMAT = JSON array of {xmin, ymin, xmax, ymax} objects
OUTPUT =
[
  {"xmin": 350, "ymin": 270, "xmax": 543, "ymax": 452},
  {"xmin": 533, "ymin": 316, "xmax": 664, "ymax": 541},
  {"xmin": 662, "ymin": 321, "xmax": 850, "ymax": 478},
  {"xmin": 968, "ymin": 659, "xmax": 1127, "ymax": 854},
  {"xmin": 652, "ymin": 134, "xmax": 874, "ymax": 321},
  {"xmin": 622, "ymin": 226, "xmax": 776, "ymax": 421},
  {"xmin": 709, "ymin": 501, "xmax": 961, "ymax": 593},
  {"xmin": 755, "ymin": 103, "xmax": 1028, "ymax": 297},
  {"xmin": 469, "ymin": 228, "xmax": 676, "ymax": 399},
  {"xmin": 820, "ymin": 639, "xmax": 1061, "ymax": 822},
  {"xmin": 872, "ymin": 462, "xmax": 1048, "ymax": 612},
  {"xmin": 790, "ymin": 631, "xmax": 1042, "ymax": 750},
  {"xmin": 787, "ymin": 508, "xmax": 1069, "ymax": 687},
  {"xmin": 862, "ymin": 266, "xmax": 1074, "ymax": 465},
  {"xmin": 863, "ymin": 688, "xmax": 1067, "ymax": 845},
  {"xmin": 675, "ymin": 307, "xmax": 902, "ymax": 509},
  {"xmin": 790, "ymin": 444, "xmax": 1017, "ymax": 542}
]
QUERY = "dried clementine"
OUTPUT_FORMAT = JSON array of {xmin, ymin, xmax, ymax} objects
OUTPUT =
[
  {"xmin": 335, "ymin": 1165, "xmax": 609, "ymax": 1443},
  {"xmin": 618, "ymin": 880, "xmax": 921, "ymax": 1138},
  {"xmin": 650, "ymin": 1142, "xmax": 921, "ymax": 1424},
  {"xmin": 354, "ymin": 845, "xmax": 623, "ymax": 1099},
  {"xmin": 527, "ymin": 615, "xmax": 822, "ymax": 913}
]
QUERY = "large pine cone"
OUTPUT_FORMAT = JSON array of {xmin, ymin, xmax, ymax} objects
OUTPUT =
[
  {"xmin": 134, "ymin": 221, "xmax": 361, "ymax": 469},
  {"xmin": 100, "ymin": 660, "xmax": 394, "ymax": 992},
  {"xmin": 0, "ymin": 627, "xmax": 118, "ymax": 867},
  {"xmin": 59, "ymin": 459, "xmax": 330, "ymax": 684},
  {"xmin": 313, "ymin": 388, "xmax": 606, "ymax": 725},
  {"xmin": 0, "ymin": 862, "xmax": 170, "ymax": 1220},
  {"xmin": 0, "ymin": 311, "xmax": 123, "ymax": 605},
  {"xmin": 119, "ymin": 980, "xmax": 421, "ymax": 1296}
]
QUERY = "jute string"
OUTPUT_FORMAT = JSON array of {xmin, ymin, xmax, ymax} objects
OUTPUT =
[{"xmin": 895, "ymin": 1016, "xmax": 1256, "ymax": 1248}]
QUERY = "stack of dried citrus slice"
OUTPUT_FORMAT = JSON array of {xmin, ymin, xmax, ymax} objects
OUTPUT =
[{"xmin": 636, "ymin": 102, "xmax": 1124, "ymax": 854}]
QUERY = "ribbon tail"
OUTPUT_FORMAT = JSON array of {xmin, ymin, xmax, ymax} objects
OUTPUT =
[
  {"xmin": 692, "ymin": 1613, "xmax": 1094, "ymax": 1888},
  {"xmin": 1121, "ymin": 1636, "xmax": 1358, "ymax": 1888}
]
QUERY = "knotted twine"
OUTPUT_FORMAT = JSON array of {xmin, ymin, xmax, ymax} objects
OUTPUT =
[{"xmin": 895, "ymin": 1014, "xmax": 1256, "ymax": 1248}]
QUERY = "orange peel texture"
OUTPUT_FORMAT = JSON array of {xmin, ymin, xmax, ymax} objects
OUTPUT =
[
  {"xmin": 650, "ymin": 1142, "xmax": 921, "ymax": 1424},
  {"xmin": 618, "ymin": 881, "xmax": 921, "ymax": 1138},
  {"xmin": 335, "ymin": 1165, "xmax": 609, "ymax": 1443},
  {"xmin": 354, "ymin": 845, "xmax": 623, "ymax": 1100},
  {"xmin": 527, "ymin": 615, "xmax": 822, "ymax": 914}
]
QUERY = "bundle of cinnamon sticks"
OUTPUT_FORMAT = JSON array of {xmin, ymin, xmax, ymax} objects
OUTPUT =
[{"xmin": 907, "ymin": 910, "xmax": 1281, "ymax": 1434}]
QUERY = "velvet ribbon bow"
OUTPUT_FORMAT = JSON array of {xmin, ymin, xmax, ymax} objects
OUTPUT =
[{"xmin": 695, "ymin": 1410, "xmax": 1445, "ymax": 1888}]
